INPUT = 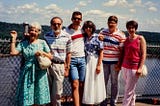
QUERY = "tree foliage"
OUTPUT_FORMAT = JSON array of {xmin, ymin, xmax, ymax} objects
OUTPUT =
[{"xmin": 0, "ymin": 21, "xmax": 160, "ymax": 43}]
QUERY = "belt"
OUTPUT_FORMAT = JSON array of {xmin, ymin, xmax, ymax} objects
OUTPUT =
[{"xmin": 52, "ymin": 56, "xmax": 64, "ymax": 64}]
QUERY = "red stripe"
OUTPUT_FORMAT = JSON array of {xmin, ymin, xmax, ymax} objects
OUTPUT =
[
  {"xmin": 104, "ymin": 46, "xmax": 119, "ymax": 51},
  {"xmin": 71, "ymin": 34, "xmax": 83, "ymax": 40},
  {"xmin": 103, "ymin": 54, "xmax": 119, "ymax": 58}
]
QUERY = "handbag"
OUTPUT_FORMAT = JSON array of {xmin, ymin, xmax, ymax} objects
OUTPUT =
[
  {"xmin": 37, "ymin": 55, "xmax": 52, "ymax": 70},
  {"xmin": 37, "ymin": 40, "xmax": 52, "ymax": 70},
  {"xmin": 140, "ymin": 65, "xmax": 148, "ymax": 77}
]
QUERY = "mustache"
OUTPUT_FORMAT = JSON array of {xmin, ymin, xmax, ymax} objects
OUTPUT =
[{"xmin": 53, "ymin": 29, "xmax": 61, "ymax": 33}]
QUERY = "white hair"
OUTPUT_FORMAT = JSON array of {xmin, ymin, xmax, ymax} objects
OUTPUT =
[{"xmin": 29, "ymin": 22, "xmax": 42, "ymax": 34}]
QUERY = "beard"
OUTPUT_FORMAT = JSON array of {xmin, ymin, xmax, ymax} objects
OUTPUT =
[{"xmin": 53, "ymin": 29, "xmax": 61, "ymax": 34}]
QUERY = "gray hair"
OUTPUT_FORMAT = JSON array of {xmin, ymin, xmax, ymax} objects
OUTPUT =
[{"xmin": 29, "ymin": 22, "xmax": 42, "ymax": 34}]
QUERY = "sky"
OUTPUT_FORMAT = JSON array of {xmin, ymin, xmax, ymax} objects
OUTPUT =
[{"xmin": 0, "ymin": 0, "xmax": 160, "ymax": 32}]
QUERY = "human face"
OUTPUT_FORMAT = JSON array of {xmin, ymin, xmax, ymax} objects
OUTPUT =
[
  {"xmin": 51, "ymin": 18, "xmax": 62, "ymax": 34},
  {"xmin": 127, "ymin": 25, "xmax": 136, "ymax": 35},
  {"xmin": 29, "ymin": 27, "xmax": 39, "ymax": 42},
  {"xmin": 84, "ymin": 26, "xmax": 93, "ymax": 37},
  {"xmin": 72, "ymin": 15, "xmax": 82, "ymax": 26},
  {"xmin": 108, "ymin": 21, "xmax": 117, "ymax": 33}
]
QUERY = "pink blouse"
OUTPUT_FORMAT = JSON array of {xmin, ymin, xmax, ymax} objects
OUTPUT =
[{"xmin": 122, "ymin": 36, "xmax": 141, "ymax": 70}]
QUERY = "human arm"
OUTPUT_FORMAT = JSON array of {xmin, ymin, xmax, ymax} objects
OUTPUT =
[
  {"xmin": 10, "ymin": 30, "xmax": 20, "ymax": 55},
  {"xmin": 64, "ymin": 36, "xmax": 72, "ymax": 77},
  {"xmin": 136, "ymin": 36, "xmax": 147, "ymax": 75},
  {"xmin": 115, "ymin": 32, "xmax": 126, "ymax": 71},
  {"xmin": 115, "ymin": 46, "xmax": 124, "ymax": 71},
  {"xmin": 64, "ymin": 52, "xmax": 71, "ymax": 77},
  {"xmin": 96, "ymin": 49, "xmax": 103, "ymax": 74}
]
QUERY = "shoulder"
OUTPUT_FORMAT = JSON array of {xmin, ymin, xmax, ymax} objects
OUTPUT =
[
  {"xmin": 61, "ymin": 30, "xmax": 70, "ymax": 36},
  {"xmin": 20, "ymin": 40, "xmax": 29, "ymax": 45},
  {"xmin": 38, "ymin": 39, "xmax": 47, "ymax": 44},
  {"xmin": 117, "ymin": 29, "xmax": 126, "ymax": 38},
  {"xmin": 100, "ymin": 28, "xmax": 108, "ymax": 33},
  {"xmin": 63, "ymin": 26, "xmax": 70, "ymax": 33},
  {"xmin": 45, "ymin": 31, "xmax": 53, "ymax": 37},
  {"xmin": 44, "ymin": 31, "xmax": 53, "ymax": 40},
  {"xmin": 138, "ymin": 35, "xmax": 146, "ymax": 42}
]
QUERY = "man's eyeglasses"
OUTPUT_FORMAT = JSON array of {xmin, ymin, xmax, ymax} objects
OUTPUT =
[
  {"xmin": 52, "ymin": 23, "xmax": 62, "ymax": 26},
  {"xmin": 72, "ymin": 17, "xmax": 82, "ymax": 21}
]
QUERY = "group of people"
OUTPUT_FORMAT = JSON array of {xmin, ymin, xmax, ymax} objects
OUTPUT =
[{"xmin": 10, "ymin": 11, "xmax": 146, "ymax": 106}]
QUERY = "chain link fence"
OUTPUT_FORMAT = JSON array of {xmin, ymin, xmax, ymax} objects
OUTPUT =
[{"xmin": 0, "ymin": 41, "xmax": 160, "ymax": 106}]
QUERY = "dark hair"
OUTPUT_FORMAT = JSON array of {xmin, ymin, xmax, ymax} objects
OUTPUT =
[
  {"xmin": 82, "ymin": 20, "xmax": 96, "ymax": 34},
  {"xmin": 108, "ymin": 15, "xmax": 118, "ymax": 23},
  {"xmin": 71, "ymin": 11, "xmax": 82, "ymax": 20},
  {"xmin": 126, "ymin": 20, "xmax": 138, "ymax": 30},
  {"xmin": 50, "ymin": 16, "xmax": 63, "ymax": 25}
]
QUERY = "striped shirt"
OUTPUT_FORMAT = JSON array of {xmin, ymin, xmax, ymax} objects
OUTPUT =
[
  {"xmin": 44, "ymin": 30, "xmax": 72, "ymax": 61},
  {"xmin": 64, "ymin": 26, "xmax": 85, "ymax": 57},
  {"xmin": 100, "ymin": 28, "xmax": 126, "ymax": 63}
]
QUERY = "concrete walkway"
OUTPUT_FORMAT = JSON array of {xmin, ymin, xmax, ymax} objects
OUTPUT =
[
  {"xmin": 116, "ymin": 99, "xmax": 160, "ymax": 106},
  {"xmin": 117, "ymin": 102, "xmax": 160, "ymax": 106}
]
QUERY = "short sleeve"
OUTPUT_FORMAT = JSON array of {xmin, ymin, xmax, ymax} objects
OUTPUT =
[
  {"xmin": 16, "ymin": 42, "xmax": 23, "ymax": 52},
  {"xmin": 95, "ymin": 34, "xmax": 104, "ymax": 50},
  {"xmin": 99, "ymin": 40, "xmax": 104, "ymax": 49},
  {"xmin": 119, "ymin": 33, "xmax": 126, "ymax": 48},
  {"xmin": 66, "ymin": 35, "xmax": 72, "ymax": 53}
]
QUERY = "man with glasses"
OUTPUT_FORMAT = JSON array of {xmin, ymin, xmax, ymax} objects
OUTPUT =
[
  {"xmin": 99, "ymin": 16, "xmax": 126, "ymax": 106},
  {"xmin": 64, "ymin": 11, "xmax": 86, "ymax": 106},
  {"xmin": 44, "ymin": 16, "xmax": 72, "ymax": 106}
]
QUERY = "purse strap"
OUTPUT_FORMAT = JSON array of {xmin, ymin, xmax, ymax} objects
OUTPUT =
[{"xmin": 38, "ymin": 39, "xmax": 43, "ymax": 51}]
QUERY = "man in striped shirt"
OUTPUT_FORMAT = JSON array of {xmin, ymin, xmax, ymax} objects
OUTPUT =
[
  {"xmin": 99, "ymin": 16, "xmax": 126, "ymax": 106},
  {"xmin": 64, "ymin": 11, "xmax": 86, "ymax": 106},
  {"xmin": 44, "ymin": 17, "xmax": 72, "ymax": 106}
]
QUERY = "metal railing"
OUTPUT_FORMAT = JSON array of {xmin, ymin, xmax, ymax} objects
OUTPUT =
[{"xmin": 0, "ymin": 41, "xmax": 160, "ymax": 106}]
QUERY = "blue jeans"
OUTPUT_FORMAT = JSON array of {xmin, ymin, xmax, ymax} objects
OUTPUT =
[
  {"xmin": 70, "ymin": 57, "xmax": 86, "ymax": 81},
  {"xmin": 103, "ymin": 63, "xmax": 120, "ymax": 106}
]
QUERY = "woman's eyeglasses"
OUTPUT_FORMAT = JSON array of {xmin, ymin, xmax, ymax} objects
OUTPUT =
[{"xmin": 84, "ymin": 26, "xmax": 92, "ymax": 29}]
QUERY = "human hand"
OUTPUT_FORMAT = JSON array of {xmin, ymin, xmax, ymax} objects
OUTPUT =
[
  {"xmin": 114, "ymin": 64, "xmax": 121, "ymax": 72},
  {"xmin": 98, "ymin": 33, "xmax": 104, "ymax": 41},
  {"xmin": 10, "ymin": 30, "xmax": 17, "ymax": 39},
  {"xmin": 96, "ymin": 65, "xmax": 101, "ymax": 74},
  {"xmin": 136, "ymin": 68, "xmax": 142, "ymax": 76},
  {"xmin": 64, "ymin": 64, "xmax": 70, "ymax": 77},
  {"xmin": 64, "ymin": 70, "xmax": 69, "ymax": 77},
  {"xmin": 35, "ymin": 51, "xmax": 44, "ymax": 56}
]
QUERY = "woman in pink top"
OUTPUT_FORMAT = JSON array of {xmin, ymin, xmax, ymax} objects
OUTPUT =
[{"xmin": 121, "ymin": 20, "xmax": 146, "ymax": 106}]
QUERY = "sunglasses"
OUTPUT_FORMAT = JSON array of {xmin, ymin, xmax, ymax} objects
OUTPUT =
[
  {"xmin": 72, "ymin": 17, "xmax": 82, "ymax": 21},
  {"xmin": 52, "ymin": 23, "xmax": 61, "ymax": 26},
  {"xmin": 84, "ymin": 26, "xmax": 93, "ymax": 29}
]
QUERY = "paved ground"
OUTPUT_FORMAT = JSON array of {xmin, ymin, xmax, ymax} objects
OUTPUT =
[
  {"xmin": 117, "ymin": 102, "xmax": 160, "ymax": 106},
  {"xmin": 116, "ymin": 99, "xmax": 160, "ymax": 106},
  {"xmin": 61, "ymin": 97, "xmax": 160, "ymax": 106}
]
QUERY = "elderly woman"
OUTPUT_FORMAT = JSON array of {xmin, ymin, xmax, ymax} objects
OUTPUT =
[
  {"xmin": 121, "ymin": 20, "xmax": 146, "ymax": 106},
  {"xmin": 10, "ymin": 22, "xmax": 52, "ymax": 106},
  {"xmin": 82, "ymin": 21, "xmax": 106, "ymax": 106}
]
